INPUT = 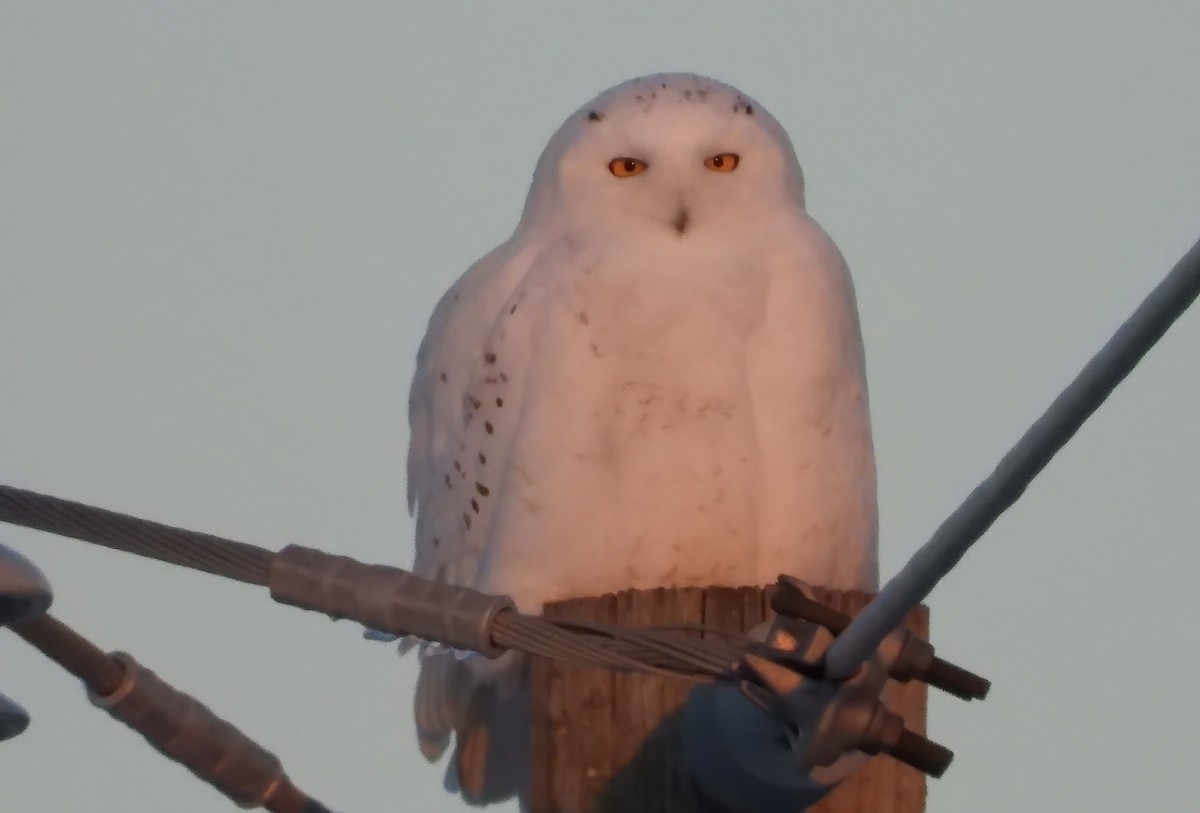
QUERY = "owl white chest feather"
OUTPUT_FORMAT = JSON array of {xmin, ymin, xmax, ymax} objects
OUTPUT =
[{"xmin": 424, "ymin": 214, "xmax": 877, "ymax": 612}]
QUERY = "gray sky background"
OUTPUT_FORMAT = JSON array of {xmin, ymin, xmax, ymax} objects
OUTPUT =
[{"xmin": 2, "ymin": 3, "xmax": 1198, "ymax": 812}]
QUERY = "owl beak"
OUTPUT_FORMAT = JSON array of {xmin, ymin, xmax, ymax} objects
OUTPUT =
[{"xmin": 671, "ymin": 205, "xmax": 690, "ymax": 236}]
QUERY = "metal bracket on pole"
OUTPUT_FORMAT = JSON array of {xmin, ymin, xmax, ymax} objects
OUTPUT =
[
  {"xmin": 771, "ymin": 576, "xmax": 990, "ymax": 702},
  {"xmin": 681, "ymin": 574, "xmax": 986, "ymax": 812},
  {"xmin": 0, "ymin": 540, "xmax": 53, "ymax": 743}
]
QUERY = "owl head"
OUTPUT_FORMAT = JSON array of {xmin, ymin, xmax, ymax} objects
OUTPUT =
[{"xmin": 521, "ymin": 73, "xmax": 807, "ymax": 240}]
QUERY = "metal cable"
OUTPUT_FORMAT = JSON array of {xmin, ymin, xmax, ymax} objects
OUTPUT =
[
  {"xmin": 557, "ymin": 620, "xmax": 743, "ymax": 676},
  {"xmin": 490, "ymin": 614, "xmax": 751, "ymax": 681},
  {"xmin": 0, "ymin": 484, "xmax": 273, "ymax": 585},
  {"xmin": 0, "ymin": 485, "xmax": 761, "ymax": 682},
  {"xmin": 12, "ymin": 614, "xmax": 125, "ymax": 694},
  {"xmin": 824, "ymin": 234, "xmax": 1200, "ymax": 678},
  {"xmin": 10, "ymin": 613, "xmax": 331, "ymax": 813},
  {"xmin": 493, "ymin": 612, "xmax": 673, "ymax": 675}
]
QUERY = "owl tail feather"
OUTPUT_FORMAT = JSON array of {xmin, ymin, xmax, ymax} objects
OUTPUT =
[
  {"xmin": 415, "ymin": 652, "xmax": 531, "ymax": 805},
  {"xmin": 414, "ymin": 654, "xmax": 459, "ymax": 761}
]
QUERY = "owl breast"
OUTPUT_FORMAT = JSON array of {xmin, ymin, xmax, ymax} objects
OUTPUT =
[{"xmin": 471, "ymin": 228, "xmax": 878, "ymax": 609}]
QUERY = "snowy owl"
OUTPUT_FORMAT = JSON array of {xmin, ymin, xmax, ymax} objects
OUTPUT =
[{"xmin": 404, "ymin": 73, "xmax": 878, "ymax": 803}]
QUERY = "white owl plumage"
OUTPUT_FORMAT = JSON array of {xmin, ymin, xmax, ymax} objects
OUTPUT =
[{"xmin": 405, "ymin": 72, "xmax": 878, "ymax": 803}]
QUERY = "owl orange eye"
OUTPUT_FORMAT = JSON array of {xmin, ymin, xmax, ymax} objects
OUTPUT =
[
  {"xmin": 608, "ymin": 157, "xmax": 648, "ymax": 177},
  {"xmin": 704, "ymin": 153, "xmax": 740, "ymax": 172}
]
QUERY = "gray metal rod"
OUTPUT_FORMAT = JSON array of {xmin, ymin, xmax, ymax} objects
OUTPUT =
[{"xmin": 824, "ymin": 234, "xmax": 1200, "ymax": 679}]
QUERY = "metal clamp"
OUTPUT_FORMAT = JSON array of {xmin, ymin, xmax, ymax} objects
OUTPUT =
[
  {"xmin": 0, "ymin": 541, "xmax": 52, "ymax": 627},
  {"xmin": 684, "ymin": 572, "xmax": 991, "ymax": 811},
  {"xmin": 269, "ymin": 544, "xmax": 514, "ymax": 658},
  {"xmin": 0, "ymin": 692, "xmax": 29, "ymax": 743},
  {"xmin": 771, "ymin": 575, "xmax": 990, "ymax": 701},
  {"xmin": 1, "ymin": 541, "xmax": 53, "ymax": 743},
  {"xmin": 743, "ymin": 571, "xmax": 996, "ymax": 780},
  {"xmin": 741, "ymin": 647, "xmax": 952, "ymax": 779}
]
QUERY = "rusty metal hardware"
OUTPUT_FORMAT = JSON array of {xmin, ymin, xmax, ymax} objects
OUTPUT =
[{"xmin": 772, "ymin": 574, "xmax": 990, "ymax": 701}]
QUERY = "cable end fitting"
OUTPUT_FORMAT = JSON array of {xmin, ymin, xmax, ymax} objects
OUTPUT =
[
  {"xmin": 269, "ymin": 545, "xmax": 514, "ymax": 658},
  {"xmin": 90, "ymin": 652, "xmax": 294, "ymax": 809}
]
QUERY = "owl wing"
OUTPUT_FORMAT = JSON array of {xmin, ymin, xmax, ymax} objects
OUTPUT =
[
  {"xmin": 405, "ymin": 236, "xmax": 542, "ymax": 802},
  {"xmin": 407, "ymin": 239, "xmax": 523, "ymax": 584}
]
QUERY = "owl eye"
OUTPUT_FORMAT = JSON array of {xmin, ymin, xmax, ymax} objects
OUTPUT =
[
  {"xmin": 704, "ymin": 153, "xmax": 740, "ymax": 172},
  {"xmin": 608, "ymin": 157, "xmax": 648, "ymax": 178}
]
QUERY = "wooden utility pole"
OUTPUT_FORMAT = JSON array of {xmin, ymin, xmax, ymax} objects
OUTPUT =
[{"xmin": 529, "ymin": 586, "xmax": 928, "ymax": 813}]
